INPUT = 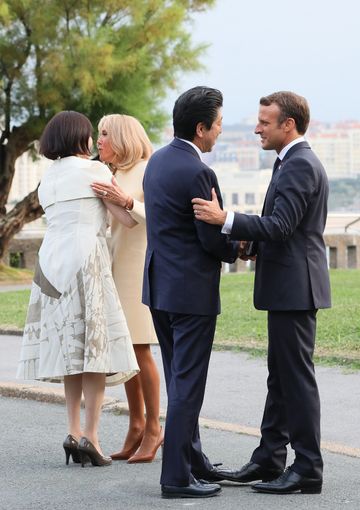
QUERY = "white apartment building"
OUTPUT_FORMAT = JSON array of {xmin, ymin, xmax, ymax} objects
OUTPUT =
[
  {"xmin": 308, "ymin": 125, "xmax": 360, "ymax": 178},
  {"xmin": 7, "ymin": 152, "xmax": 50, "ymax": 233},
  {"xmin": 215, "ymin": 141, "xmax": 260, "ymax": 171},
  {"xmin": 8, "ymin": 151, "xmax": 50, "ymax": 205},
  {"xmin": 213, "ymin": 161, "xmax": 272, "ymax": 215}
]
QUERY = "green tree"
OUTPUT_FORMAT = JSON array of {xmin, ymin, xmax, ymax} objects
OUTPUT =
[{"xmin": 0, "ymin": 0, "xmax": 215, "ymax": 261}]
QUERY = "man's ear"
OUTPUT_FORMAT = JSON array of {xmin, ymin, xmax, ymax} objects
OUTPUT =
[
  {"xmin": 195, "ymin": 122, "xmax": 205, "ymax": 138},
  {"xmin": 284, "ymin": 117, "xmax": 296, "ymax": 132}
]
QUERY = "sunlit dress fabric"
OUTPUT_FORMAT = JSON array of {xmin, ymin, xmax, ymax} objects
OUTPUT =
[{"xmin": 16, "ymin": 156, "xmax": 139, "ymax": 386}]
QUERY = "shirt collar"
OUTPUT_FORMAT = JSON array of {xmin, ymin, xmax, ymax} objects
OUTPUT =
[
  {"xmin": 278, "ymin": 136, "xmax": 306, "ymax": 161},
  {"xmin": 177, "ymin": 137, "xmax": 203, "ymax": 161}
]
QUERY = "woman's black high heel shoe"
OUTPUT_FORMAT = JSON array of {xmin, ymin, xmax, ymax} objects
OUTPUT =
[
  {"xmin": 78, "ymin": 437, "xmax": 112, "ymax": 467},
  {"xmin": 63, "ymin": 434, "xmax": 82, "ymax": 465}
]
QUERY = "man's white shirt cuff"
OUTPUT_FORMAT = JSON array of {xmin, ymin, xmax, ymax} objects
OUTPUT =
[{"xmin": 221, "ymin": 211, "xmax": 234, "ymax": 234}]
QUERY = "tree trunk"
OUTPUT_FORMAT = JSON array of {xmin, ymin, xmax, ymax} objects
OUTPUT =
[
  {"xmin": 0, "ymin": 118, "xmax": 45, "ymax": 264},
  {"xmin": 0, "ymin": 143, "xmax": 18, "ymax": 216},
  {"xmin": 0, "ymin": 187, "xmax": 44, "ymax": 263}
]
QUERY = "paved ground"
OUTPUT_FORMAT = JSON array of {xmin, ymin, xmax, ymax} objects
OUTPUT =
[
  {"xmin": 0, "ymin": 283, "xmax": 32, "ymax": 292},
  {"xmin": 1, "ymin": 396, "xmax": 359, "ymax": 510}
]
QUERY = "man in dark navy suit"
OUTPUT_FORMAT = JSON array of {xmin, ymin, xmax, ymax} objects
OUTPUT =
[
  {"xmin": 192, "ymin": 91, "xmax": 331, "ymax": 495},
  {"xmin": 142, "ymin": 86, "xmax": 239, "ymax": 498}
]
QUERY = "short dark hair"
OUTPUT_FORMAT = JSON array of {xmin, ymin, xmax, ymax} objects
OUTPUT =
[
  {"xmin": 173, "ymin": 86, "xmax": 223, "ymax": 141},
  {"xmin": 39, "ymin": 111, "xmax": 93, "ymax": 160},
  {"xmin": 260, "ymin": 91, "xmax": 310, "ymax": 135}
]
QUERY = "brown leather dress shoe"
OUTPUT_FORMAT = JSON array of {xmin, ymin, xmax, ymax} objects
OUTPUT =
[
  {"xmin": 252, "ymin": 467, "xmax": 322, "ymax": 494},
  {"xmin": 216, "ymin": 461, "xmax": 283, "ymax": 483}
]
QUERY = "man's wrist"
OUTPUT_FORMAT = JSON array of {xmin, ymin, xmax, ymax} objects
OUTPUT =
[
  {"xmin": 219, "ymin": 210, "xmax": 227, "ymax": 225},
  {"xmin": 221, "ymin": 210, "xmax": 234, "ymax": 234}
]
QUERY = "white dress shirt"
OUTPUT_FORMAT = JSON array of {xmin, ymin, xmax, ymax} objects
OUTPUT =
[{"xmin": 178, "ymin": 137, "xmax": 203, "ymax": 161}]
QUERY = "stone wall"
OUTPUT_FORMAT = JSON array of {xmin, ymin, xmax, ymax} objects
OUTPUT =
[
  {"xmin": 5, "ymin": 238, "xmax": 42, "ymax": 270},
  {"xmin": 5, "ymin": 233, "xmax": 360, "ymax": 271},
  {"xmin": 324, "ymin": 233, "xmax": 360, "ymax": 269}
]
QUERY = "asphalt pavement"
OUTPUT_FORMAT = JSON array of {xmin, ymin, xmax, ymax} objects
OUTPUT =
[{"xmin": 1, "ymin": 396, "xmax": 360, "ymax": 510}]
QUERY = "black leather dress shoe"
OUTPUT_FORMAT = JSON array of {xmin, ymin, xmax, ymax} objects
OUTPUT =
[
  {"xmin": 193, "ymin": 465, "xmax": 225, "ymax": 482},
  {"xmin": 161, "ymin": 479, "xmax": 221, "ymax": 498},
  {"xmin": 252, "ymin": 467, "xmax": 322, "ymax": 494},
  {"xmin": 216, "ymin": 461, "xmax": 283, "ymax": 483}
]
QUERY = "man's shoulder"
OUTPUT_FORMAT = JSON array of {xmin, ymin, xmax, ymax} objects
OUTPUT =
[
  {"xmin": 289, "ymin": 145, "xmax": 326, "ymax": 173},
  {"xmin": 149, "ymin": 140, "xmax": 206, "ymax": 168},
  {"xmin": 284, "ymin": 142, "xmax": 320, "ymax": 166}
]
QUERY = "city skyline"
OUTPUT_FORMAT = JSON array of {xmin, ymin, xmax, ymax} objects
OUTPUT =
[{"xmin": 163, "ymin": 0, "xmax": 360, "ymax": 125}]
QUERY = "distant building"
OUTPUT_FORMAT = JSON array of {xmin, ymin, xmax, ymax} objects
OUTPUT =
[
  {"xmin": 308, "ymin": 123, "xmax": 360, "ymax": 178},
  {"xmin": 213, "ymin": 161, "xmax": 271, "ymax": 215},
  {"xmin": 8, "ymin": 152, "xmax": 50, "ymax": 205},
  {"xmin": 217, "ymin": 120, "xmax": 360, "ymax": 180},
  {"xmin": 7, "ymin": 152, "xmax": 50, "ymax": 233}
]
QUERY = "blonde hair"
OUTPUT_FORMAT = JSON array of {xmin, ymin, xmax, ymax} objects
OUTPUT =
[{"xmin": 98, "ymin": 114, "xmax": 153, "ymax": 172}]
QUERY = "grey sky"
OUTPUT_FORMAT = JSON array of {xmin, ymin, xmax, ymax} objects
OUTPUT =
[{"xmin": 164, "ymin": 0, "xmax": 360, "ymax": 124}]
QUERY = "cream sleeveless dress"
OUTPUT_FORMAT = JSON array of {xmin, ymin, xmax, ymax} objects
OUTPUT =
[
  {"xmin": 16, "ymin": 156, "xmax": 139, "ymax": 386},
  {"xmin": 110, "ymin": 160, "xmax": 157, "ymax": 344}
]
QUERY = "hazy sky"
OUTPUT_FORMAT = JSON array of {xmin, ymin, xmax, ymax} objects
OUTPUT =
[{"xmin": 164, "ymin": 0, "xmax": 360, "ymax": 125}]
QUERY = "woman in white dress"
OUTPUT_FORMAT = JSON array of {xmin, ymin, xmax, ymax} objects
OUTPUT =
[
  {"xmin": 91, "ymin": 114, "xmax": 162, "ymax": 463},
  {"xmin": 17, "ymin": 111, "xmax": 139, "ymax": 467}
]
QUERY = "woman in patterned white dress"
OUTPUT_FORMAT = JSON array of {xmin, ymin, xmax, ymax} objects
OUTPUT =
[{"xmin": 16, "ymin": 111, "xmax": 139, "ymax": 466}]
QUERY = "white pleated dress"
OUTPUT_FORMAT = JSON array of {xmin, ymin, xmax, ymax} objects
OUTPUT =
[{"xmin": 16, "ymin": 156, "xmax": 139, "ymax": 386}]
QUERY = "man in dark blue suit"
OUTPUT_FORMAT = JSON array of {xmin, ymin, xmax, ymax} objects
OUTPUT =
[
  {"xmin": 142, "ymin": 86, "xmax": 239, "ymax": 498},
  {"xmin": 192, "ymin": 91, "xmax": 331, "ymax": 495}
]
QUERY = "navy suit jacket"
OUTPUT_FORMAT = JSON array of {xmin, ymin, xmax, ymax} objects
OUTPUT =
[
  {"xmin": 142, "ymin": 138, "xmax": 238, "ymax": 316},
  {"xmin": 231, "ymin": 141, "xmax": 331, "ymax": 311}
]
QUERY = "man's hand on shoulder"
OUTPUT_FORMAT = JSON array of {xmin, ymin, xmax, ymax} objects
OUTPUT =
[{"xmin": 192, "ymin": 188, "xmax": 227, "ymax": 225}]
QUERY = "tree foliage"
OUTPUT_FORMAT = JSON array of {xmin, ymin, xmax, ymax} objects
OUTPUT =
[{"xmin": 0, "ymin": 0, "xmax": 215, "ymax": 260}]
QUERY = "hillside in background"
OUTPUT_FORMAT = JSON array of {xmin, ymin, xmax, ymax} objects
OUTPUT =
[{"xmin": 329, "ymin": 177, "xmax": 360, "ymax": 212}]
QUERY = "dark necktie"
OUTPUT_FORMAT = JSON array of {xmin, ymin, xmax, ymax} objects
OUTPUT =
[{"xmin": 273, "ymin": 157, "xmax": 281, "ymax": 174}]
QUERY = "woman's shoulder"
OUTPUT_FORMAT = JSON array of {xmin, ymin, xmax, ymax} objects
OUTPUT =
[
  {"xmin": 48, "ymin": 157, "xmax": 112, "ymax": 184},
  {"xmin": 128, "ymin": 159, "xmax": 148, "ymax": 176},
  {"xmin": 50, "ymin": 157, "xmax": 112, "ymax": 184},
  {"xmin": 135, "ymin": 159, "xmax": 148, "ymax": 170},
  {"xmin": 38, "ymin": 157, "xmax": 112, "ymax": 209},
  {"xmin": 45, "ymin": 156, "xmax": 109, "ymax": 173},
  {"xmin": 72, "ymin": 157, "xmax": 112, "ymax": 181}
]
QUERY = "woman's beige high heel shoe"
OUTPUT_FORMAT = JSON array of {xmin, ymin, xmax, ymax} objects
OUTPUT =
[
  {"xmin": 110, "ymin": 432, "xmax": 144, "ymax": 460},
  {"xmin": 127, "ymin": 427, "xmax": 164, "ymax": 464}
]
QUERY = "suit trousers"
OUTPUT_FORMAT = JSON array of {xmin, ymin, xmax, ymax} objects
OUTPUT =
[
  {"xmin": 150, "ymin": 308, "xmax": 216, "ymax": 486},
  {"xmin": 251, "ymin": 310, "xmax": 323, "ymax": 478}
]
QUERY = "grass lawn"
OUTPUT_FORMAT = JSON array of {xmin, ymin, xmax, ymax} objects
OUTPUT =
[
  {"xmin": 216, "ymin": 269, "xmax": 360, "ymax": 368},
  {"xmin": 0, "ymin": 290, "xmax": 30, "ymax": 330},
  {"xmin": 0, "ymin": 269, "xmax": 359, "ymax": 368},
  {"xmin": 0, "ymin": 264, "xmax": 33, "ymax": 284}
]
